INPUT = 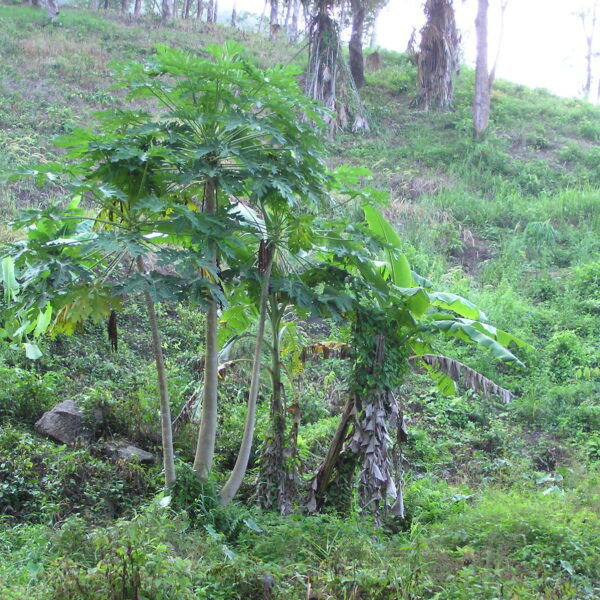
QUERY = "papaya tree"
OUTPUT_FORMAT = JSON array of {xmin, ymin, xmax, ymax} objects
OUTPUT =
[
  {"xmin": 111, "ymin": 43, "xmax": 334, "ymax": 502},
  {"xmin": 1, "ymin": 102, "xmax": 239, "ymax": 488}
]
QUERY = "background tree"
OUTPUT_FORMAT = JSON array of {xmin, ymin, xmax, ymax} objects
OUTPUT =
[
  {"xmin": 473, "ymin": 0, "xmax": 509, "ymax": 139},
  {"xmin": 578, "ymin": 1, "xmax": 599, "ymax": 100},
  {"xmin": 409, "ymin": 0, "xmax": 461, "ymax": 110},
  {"xmin": 348, "ymin": 0, "xmax": 388, "ymax": 89},
  {"xmin": 304, "ymin": 0, "xmax": 369, "ymax": 134}
]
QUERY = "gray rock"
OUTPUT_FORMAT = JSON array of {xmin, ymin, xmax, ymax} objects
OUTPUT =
[
  {"xmin": 103, "ymin": 442, "xmax": 155, "ymax": 464},
  {"xmin": 34, "ymin": 400, "xmax": 85, "ymax": 445}
]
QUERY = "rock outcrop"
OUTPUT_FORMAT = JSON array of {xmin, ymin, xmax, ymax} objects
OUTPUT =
[{"xmin": 34, "ymin": 400, "xmax": 86, "ymax": 445}]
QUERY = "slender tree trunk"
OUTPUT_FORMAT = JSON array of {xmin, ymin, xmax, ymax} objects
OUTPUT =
[
  {"xmin": 122, "ymin": 0, "xmax": 130, "ymax": 13},
  {"xmin": 219, "ymin": 242, "xmax": 275, "ymax": 506},
  {"xmin": 212, "ymin": 0, "xmax": 218, "ymax": 22},
  {"xmin": 134, "ymin": 0, "xmax": 142, "ymax": 17},
  {"xmin": 183, "ymin": 0, "xmax": 192, "ymax": 19},
  {"xmin": 258, "ymin": 0, "xmax": 267, "ymax": 33},
  {"xmin": 269, "ymin": 0, "xmax": 279, "ymax": 39},
  {"xmin": 136, "ymin": 256, "xmax": 176, "ymax": 488},
  {"xmin": 196, "ymin": 0, "xmax": 203, "ymax": 20},
  {"xmin": 289, "ymin": 0, "xmax": 299, "ymax": 41},
  {"xmin": 162, "ymin": 0, "xmax": 174, "ymax": 21},
  {"xmin": 206, "ymin": 0, "xmax": 214, "ymax": 22},
  {"xmin": 283, "ymin": 0, "xmax": 292, "ymax": 35},
  {"xmin": 230, "ymin": 0, "xmax": 237, "ymax": 27},
  {"xmin": 368, "ymin": 7, "xmax": 380, "ymax": 48},
  {"xmin": 193, "ymin": 178, "xmax": 219, "ymax": 480},
  {"xmin": 582, "ymin": 4, "xmax": 597, "ymax": 100},
  {"xmin": 473, "ymin": 0, "xmax": 490, "ymax": 139},
  {"xmin": 349, "ymin": 0, "xmax": 366, "ymax": 88},
  {"xmin": 256, "ymin": 301, "xmax": 288, "ymax": 512}
]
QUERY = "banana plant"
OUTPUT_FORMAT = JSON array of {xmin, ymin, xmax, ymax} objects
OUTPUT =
[{"xmin": 307, "ymin": 204, "xmax": 531, "ymax": 520}]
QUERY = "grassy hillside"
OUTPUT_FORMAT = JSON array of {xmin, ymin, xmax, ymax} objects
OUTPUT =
[{"xmin": 1, "ymin": 4, "xmax": 599, "ymax": 599}]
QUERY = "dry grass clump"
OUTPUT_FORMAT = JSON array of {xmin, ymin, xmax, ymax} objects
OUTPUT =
[{"xmin": 20, "ymin": 33, "xmax": 109, "ymax": 73}]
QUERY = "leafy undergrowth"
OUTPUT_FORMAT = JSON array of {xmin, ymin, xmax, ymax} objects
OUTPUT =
[{"xmin": 1, "ymin": 4, "xmax": 599, "ymax": 599}]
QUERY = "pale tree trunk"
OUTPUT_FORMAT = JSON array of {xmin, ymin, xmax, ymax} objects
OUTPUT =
[
  {"xmin": 122, "ymin": 0, "xmax": 130, "ymax": 13},
  {"xmin": 231, "ymin": 0, "xmax": 237, "ymax": 27},
  {"xmin": 289, "ymin": 0, "xmax": 300, "ymax": 41},
  {"xmin": 368, "ymin": 6, "xmax": 380, "ymax": 48},
  {"xmin": 220, "ymin": 242, "xmax": 275, "ymax": 506},
  {"xmin": 283, "ymin": 0, "xmax": 292, "ymax": 35},
  {"xmin": 162, "ymin": 0, "xmax": 174, "ymax": 21},
  {"xmin": 473, "ymin": 0, "xmax": 490, "ymax": 139},
  {"xmin": 581, "ymin": 3, "xmax": 598, "ymax": 100},
  {"xmin": 206, "ymin": 0, "xmax": 215, "ymax": 22},
  {"xmin": 193, "ymin": 178, "xmax": 219, "ymax": 480},
  {"xmin": 270, "ymin": 0, "xmax": 280, "ymax": 39},
  {"xmin": 134, "ymin": 0, "xmax": 142, "ymax": 17},
  {"xmin": 349, "ymin": 0, "xmax": 366, "ymax": 88},
  {"xmin": 183, "ymin": 0, "xmax": 192, "ymax": 18},
  {"xmin": 136, "ymin": 256, "xmax": 176, "ymax": 488},
  {"xmin": 47, "ymin": 0, "xmax": 58, "ymax": 21},
  {"xmin": 258, "ymin": 0, "xmax": 267, "ymax": 33},
  {"xmin": 212, "ymin": 0, "xmax": 218, "ymax": 22},
  {"xmin": 196, "ymin": 0, "xmax": 204, "ymax": 20}
]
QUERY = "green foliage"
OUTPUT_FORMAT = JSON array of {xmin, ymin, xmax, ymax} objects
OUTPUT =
[
  {"xmin": 0, "ymin": 425, "xmax": 157, "ymax": 523},
  {"xmin": 0, "ymin": 361, "xmax": 57, "ymax": 426}
]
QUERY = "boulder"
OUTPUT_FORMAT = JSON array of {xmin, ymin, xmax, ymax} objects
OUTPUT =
[
  {"xmin": 103, "ymin": 441, "xmax": 155, "ymax": 464},
  {"xmin": 34, "ymin": 400, "xmax": 85, "ymax": 445}
]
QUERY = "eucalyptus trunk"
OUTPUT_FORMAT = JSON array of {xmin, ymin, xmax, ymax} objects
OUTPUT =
[
  {"xmin": 162, "ymin": 0, "xmax": 174, "ymax": 21},
  {"xmin": 289, "ymin": 0, "xmax": 300, "ymax": 41},
  {"xmin": 230, "ymin": 0, "xmax": 237, "ymax": 27},
  {"xmin": 220, "ymin": 243, "xmax": 275, "ymax": 506},
  {"xmin": 349, "ymin": 0, "xmax": 366, "ymax": 88},
  {"xmin": 193, "ymin": 178, "xmax": 219, "ymax": 480},
  {"xmin": 133, "ymin": 0, "xmax": 142, "ymax": 17},
  {"xmin": 196, "ymin": 0, "xmax": 204, "ymax": 19},
  {"xmin": 269, "ymin": 0, "xmax": 279, "ymax": 39},
  {"xmin": 206, "ymin": 0, "xmax": 215, "ymax": 22},
  {"xmin": 473, "ymin": 0, "xmax": 490, "ymax": 139},
  {"xmin": 136, "ymin": 256, "xmax": 176, "ymax": 488}
]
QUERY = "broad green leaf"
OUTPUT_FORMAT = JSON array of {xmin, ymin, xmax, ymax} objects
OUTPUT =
[
  {"xmin": 430, "ymin": 320, "xmax": 525, "ymax": 367},
  {"xmin": 1, "ymin": 257, "xmax": 19, "ymax": 302},
  {"xmin": 429, "ymin": 291, "xmax": 487, "ymax": 321},
  {"xmin": 362, "ymin": 205, "xmax": 412, "ymax": 287},
  {"xmin": 34, "ymin": 304, "xmax": 53, "ymax": 337},
  {"xmin": 24, "ymin": 343, "xmax": 42, "ymax": 360}
]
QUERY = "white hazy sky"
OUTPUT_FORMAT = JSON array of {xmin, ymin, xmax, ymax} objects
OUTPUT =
[{"xmin": 219, "ymin": 0, "xmax": 596, "ymax": 99}]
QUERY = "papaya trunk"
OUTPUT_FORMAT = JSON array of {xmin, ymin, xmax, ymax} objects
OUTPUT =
[
  {"xmin": 136, "ymin": 256, "xmax": 176, "ymax": 488},
  {"xmin": 256, "ymin": 301, "xmax": 287, "ymax": 512},
  {"xmin": 194, "ymin": 178, "xmax": 218, "ymax": 479},
  {"xmin": 220, "ymin": 244, "xmax": 275, "ymax": 506}
]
